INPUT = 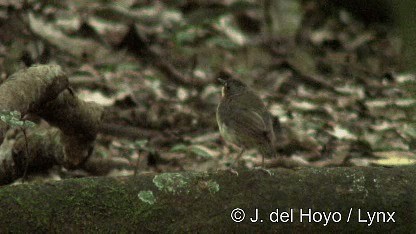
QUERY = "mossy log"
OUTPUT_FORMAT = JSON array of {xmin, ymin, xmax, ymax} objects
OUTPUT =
[
  {"xmin": 0, "ymin": 65, "xmax": 104, "ymax": 185},
  {"xmin": 0, "ymin": 166, "xmax": 415, "ymax": 232},
  {"xmin": 0, "ymin": 65, "xmax": 68, "ymax": 143}
]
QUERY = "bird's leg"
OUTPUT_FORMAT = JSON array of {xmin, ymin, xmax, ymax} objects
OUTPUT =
[
  {"xmin": 230, "ymin": 148, "xmax": 244, "ymax": 168},
  {"xmin": 254, "ymin": 158, "xmax": 272, "ymax": 176},
  {"xmin": 222, "ymin": 148, "xmax": 245, "ymax": 176},
  {"xmin": 253, "ymin": 151, "xmax": 272, "ymax": 176},
  {"xmin": 236, "ymin": 148, "xmax": 244, "ymax": 161}
]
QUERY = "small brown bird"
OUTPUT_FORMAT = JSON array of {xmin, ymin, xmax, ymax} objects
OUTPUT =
[{"xmin": 216, "ymin": 77, "xmax": 276, "ymax": 167}]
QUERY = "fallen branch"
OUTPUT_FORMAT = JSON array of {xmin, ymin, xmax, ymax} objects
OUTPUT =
[
  {"xmin": 0, "ymin": 166, "xmax": 414, "ymax": 232},
  {"xmin": 117, "ymin": 24, "xmax": 208, "ymax": 89},
  {"xmin": 99, "ymin": 123, "xmax": 179, "ymax": 145},
  {"xmin": 0, "ymin": 65, "xmax": 68, "ymax": 143},
  {"xmin": 0, "ymin": 65, "xmax": 104, "ymax": 185}
]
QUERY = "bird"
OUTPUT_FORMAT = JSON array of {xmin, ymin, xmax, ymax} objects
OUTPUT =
[{"xmin": 216, "ymin": 77, "xmax": 277, "ymax": 167}]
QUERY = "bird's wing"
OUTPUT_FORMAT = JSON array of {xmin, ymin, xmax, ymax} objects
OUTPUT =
[
  {"xmin": 224, "ymin": 107, "xmax": 272, "ymax": 143},
  {"xmin": 235, "ymin": 91, "xmax": 274, "ymax": 122},
  {"xmin": 220, "ymin": 90, "xmax": 276, "ymax": 145}
]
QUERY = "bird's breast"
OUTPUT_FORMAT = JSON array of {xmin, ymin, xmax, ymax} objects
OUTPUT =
[{"xmin": 219, "ymin": 122, "xmax": 238, "ymax": 145}]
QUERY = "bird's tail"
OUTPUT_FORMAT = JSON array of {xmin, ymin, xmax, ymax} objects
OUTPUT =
[{"xmin": 259, "ymin": 143, "xmax": 277, "ymax": 159}]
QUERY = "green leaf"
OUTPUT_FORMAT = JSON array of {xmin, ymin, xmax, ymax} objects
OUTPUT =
[
  {"xmin": 0, "ymin": 110, "xmax": 21, "ymax": 120},
  {"xmin": 170, "ymin": 144, "xmax": 188, "ymax": 153},
  {"xmin": 189, "ymin": 145, "xmax": 213, "ymax": 158},
  {"xmin": 0, "ymin": 110, "xmax": 36, "ymax": 128},
  {"xmin": 23, "ymin": 120, "xmax": 36, "ymax": 128},
  {"xmin": 185, "ymin": 7, "xmax": 228, "ymax": 25},
  {"xmin": 208, "ymin": 37, "xmax": 239, "ymax": 49},
  {"xmin": 184, "ymin": 2, "xmax": 256, "ymax": 25},
  {"xmin": 174, "ymin": 26, "xmax": 202, "ymax": 45},
  {"xmin": 134, "ymin": 140, "xmax": 148, "ymax": 149}
]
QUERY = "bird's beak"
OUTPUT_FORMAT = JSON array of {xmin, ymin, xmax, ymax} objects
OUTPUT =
[{"xmin": 217, "ymin": 77, "xmax": 227, "ymax": 85}]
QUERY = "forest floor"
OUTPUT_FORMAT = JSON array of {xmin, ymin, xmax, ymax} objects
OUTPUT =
[{"xmin": 0, "ymin": 0, "xmax": 415, "ymax": 183}]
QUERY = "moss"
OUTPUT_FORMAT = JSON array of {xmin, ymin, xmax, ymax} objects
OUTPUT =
[
  {"xmin": 153, "ymin": 172, "xmax": 191, "ymax": 194},
  {"xmin": 138, "ymin": 190, "xmax": 156, "ymax": 205},
  {"xmin": 207, "ymin": 180, "xmax": 220, "ymax": 194},
  {"xmin": 1, "ymin": 168, "xmax": 416, "ymax": 232}
]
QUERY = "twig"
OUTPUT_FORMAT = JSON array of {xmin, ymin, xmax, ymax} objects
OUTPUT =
[
  {"xmin": 21, "ymin": 126, "xmax": 29, "ymax": 182},
  {"xmin": 117, "ymin": 25, "xmax": 209, "ymax": 89},
  {"xmin": 99, "ymin": 123, "xmax": 180, "ymax": 145}
]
